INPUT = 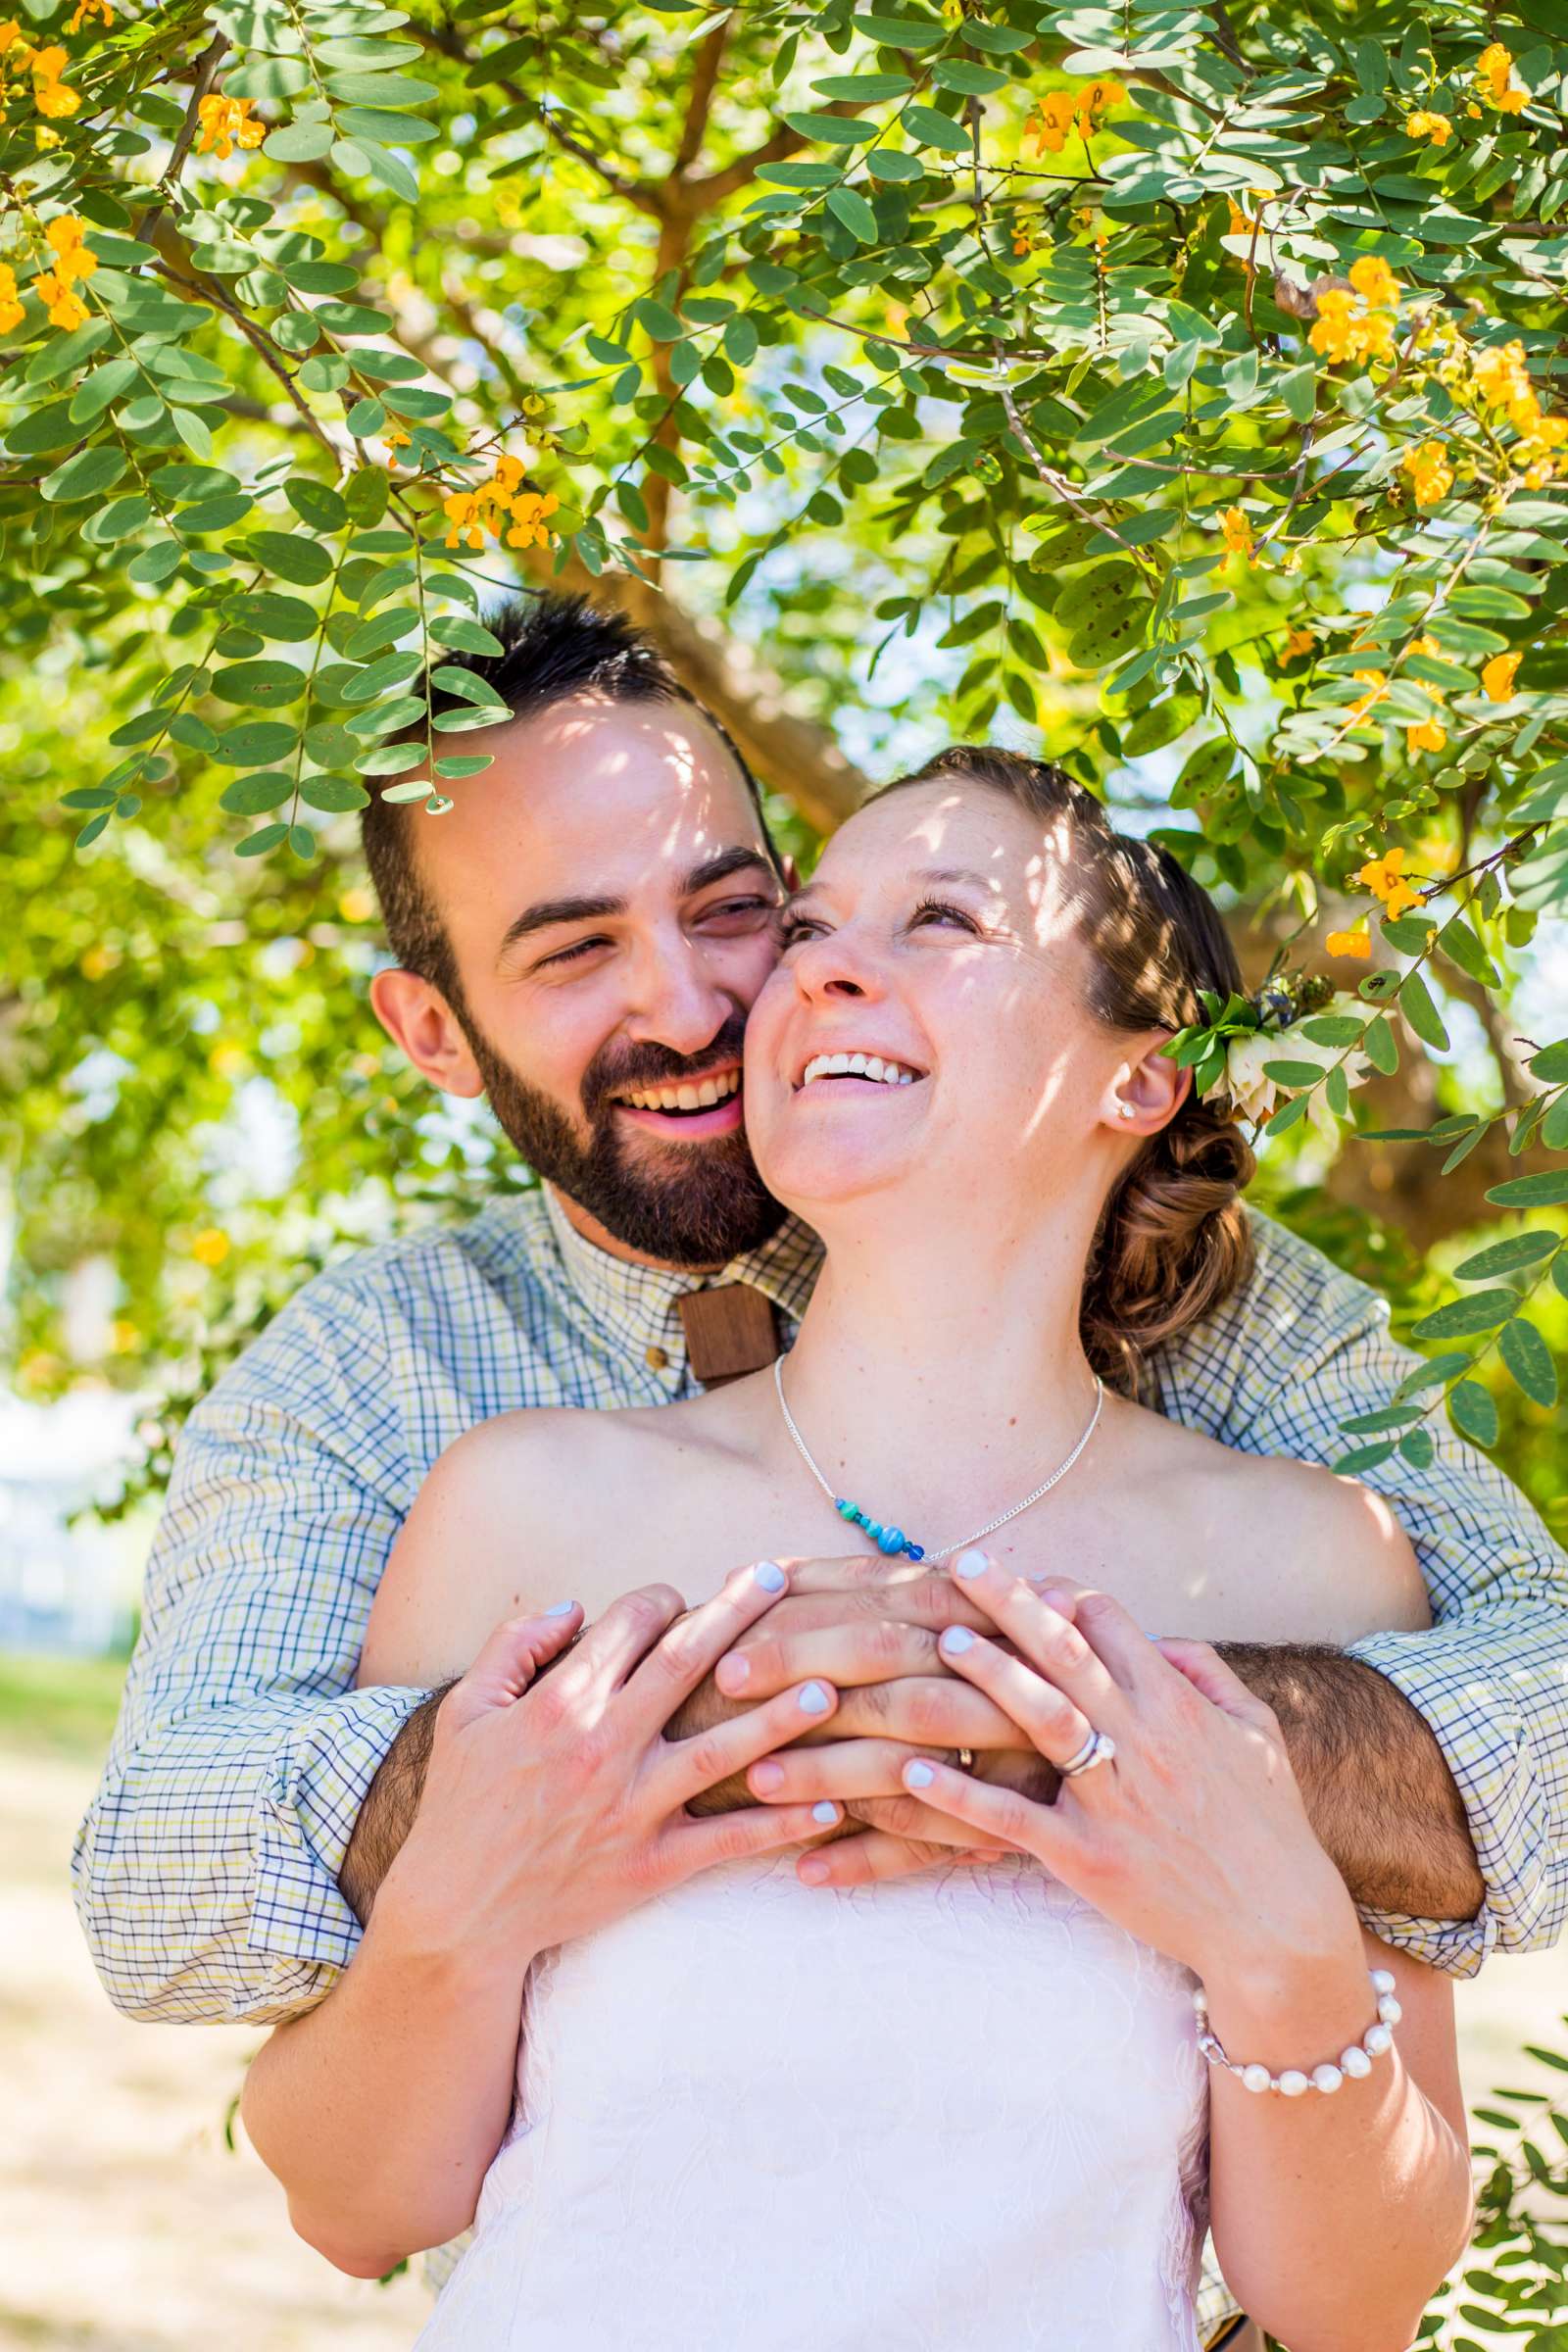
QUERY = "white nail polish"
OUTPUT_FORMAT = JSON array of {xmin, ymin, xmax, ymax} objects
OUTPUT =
[
  {"xmin": 953, "ymin": 1548, "xmax": 990, "ymax": 1580},
  {"xmin": 545, "ymin": 1600, "xmax": 577, "ymax": 1616},
  {"xmin": 811, "ymin": 1800, "xmax": 838, "ymax": 1824},
  {"xmin": 798, "ymin": 1682, "xmax": 830, "ymax": 1715},
  {"xmin": 753, "ymin": 1560, "xmax": 787, "ymax": 1593},
  {"xmin": 906, "ymin": 1760, "xmax": 936, "ymax": 1788}
]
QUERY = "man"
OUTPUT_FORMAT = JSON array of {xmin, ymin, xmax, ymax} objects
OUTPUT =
[{"xmin": 74, "ymin": 593, "xmax": 1566, "ymax": 2346}]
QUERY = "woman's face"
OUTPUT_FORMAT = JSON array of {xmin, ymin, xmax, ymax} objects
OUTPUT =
[{"xmin": 744, "ymin": 777, "xmax": 1146, "ymax": 1224}]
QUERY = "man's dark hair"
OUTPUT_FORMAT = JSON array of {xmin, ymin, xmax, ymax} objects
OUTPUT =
[{"xmin": 360, "ymin": 591, "xmax": 777, "ymax": 1004}]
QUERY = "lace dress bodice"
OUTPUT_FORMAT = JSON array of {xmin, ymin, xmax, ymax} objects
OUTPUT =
[{"xmin": 416, "ymin": 1851, "xmax": 1208, "ymax": 2351}]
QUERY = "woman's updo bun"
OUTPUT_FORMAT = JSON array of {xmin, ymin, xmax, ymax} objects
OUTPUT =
[{"xmin": 873, "ymin": 746, "xmax": 1255, "ymax": 1396}]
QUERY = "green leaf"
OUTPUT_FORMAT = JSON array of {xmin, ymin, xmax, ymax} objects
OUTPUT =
[
  {"xmin": 264, "ymin": 120, "xmax": 335, "ymax": 162},
  {"xmin": 931, "ymin": 58, "xmax": 1007, "ymax": 94},
  {"xmin": 1499, "ymin": 1318, "xmax": 1558, "ymax": 1408},
  {"xmin": 298, "ymin": 773, "xmax": 370, "ymax": 812},
  {"xmin": 1398, "ymin": 970, "xmax": 1450, "ymax": 1053},
  {"xmin": 430, "ymin": 664, "xmax": 509, "ymax": 710},
  {"xmin": 220, "ymin": 771, "xmax": 294, "ymax": 815},
  {"xmin": 215, "ymin": 721, "xmax": 298, "ymax": 768},
  {"xmin": 286, "ymin": 478, "xmax": 349, "ymax": 533},
  {"xmin": 782, "ymin": 111, "xmax": 878, "ymax": 146},
  {"xmin": 212, "ymin": 660, "xmax": 306, "ymax": 708},
  {"xmin": 1453, "ymin": 1233, "xmax": 1559, "ymax": 1281},
  {"xmin": 1487, "ymin": 1172, "xmax": 1568, "ymax": 1209},
  {"xmin": 1262, "ymin": 1059, "xmax": 1330, "ymax": 1089},
  {"xmin": 428, "ymin": 614, "xmax": 504, "ymax": 657},
  {"xmin": 1410, "ymin": 1290, "xmax": 1520, "ymax": 1341},
  {"xmin": 1333, "ymin": 1440, "xmax": 1396, "ymax": 1475},
  {"xmin": 433, "ymin": 753, "xmax": 494, "ymax": 779},
  {"xmin": 850, "ymin": 11, "xmax": 948, "ymax": 47},
  {"xmin": 904, "ymin": 103, "xmax": 971, "ymax": 153},
  {"xmin": 335, "ymin": 107, "xmax": 441, "ymax": 147},
  {"xmin": 244, "ymin": 531, "xmax": 335, "ymax": 587},
  {"xmin": 171, "ymin": 408, "xmax": 214, "ymax": 461},
  {"xmin": 1362, "ymin": 1016, "xmax": 1398, "ymax": 1075},
  {"xmin": 235, "ymin": 822, "xmax": 289, "ymax": 857},
  {"xmin": 1529, "ymin": 1040, "xmax": 1568, "ymax": 1083},
  {"xmin": 826, "ymin": 186, "xmax": 878, "ymax": 244},
  {"xmin": 40, "ymin": 445, "xmax": 126, "ymax": 505},
  {"xmin": 355, "ymin": 740, "xmax": 427, "ymax": 775},
  {"xmin": 1448, "ymin": 1380, "xmax": 1499, "ymax": 1448},
  {"xmin": 222, "ymin": 592, "xmax": 318, "ymax": 643}
]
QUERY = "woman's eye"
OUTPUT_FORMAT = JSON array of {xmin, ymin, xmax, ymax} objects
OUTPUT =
[
  {"xmin": 780, "ymin": 917, "xmax": 824, "ymax": 950},
  {"xmin": 911, "ymin": 898, "xmax": 979, "ymax": 933}
]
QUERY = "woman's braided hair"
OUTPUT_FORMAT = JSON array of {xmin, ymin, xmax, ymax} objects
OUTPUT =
[{"xmin": 874, "ymin": 746, "xmax": 1255, "ymax": 1396}]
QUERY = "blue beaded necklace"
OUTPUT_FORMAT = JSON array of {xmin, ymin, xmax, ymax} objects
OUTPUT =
[{"xmin": 772, "ymin": 1355, "xmax": 1105, "ymax": 1565}]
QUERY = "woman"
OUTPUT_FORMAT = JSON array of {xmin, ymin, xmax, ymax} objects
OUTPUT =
[{"xmin": 247, "ymin": 749, "xmax": 1472, "ymax": 2349}]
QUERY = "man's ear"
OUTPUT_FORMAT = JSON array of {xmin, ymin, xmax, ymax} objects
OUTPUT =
[
  {"xmin": 369, "ymin": 967, "xmax": 485, "ymax": 1099},
  {"xmin": 780, "ymin": 852, "xmax": 802, "ymax": 892},
  {"xmin": 1102, "ymin": 1034, "xmax": 1190, "ymax": 1136}
]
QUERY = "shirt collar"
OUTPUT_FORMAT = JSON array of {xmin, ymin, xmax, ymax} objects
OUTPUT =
[{"xmin": 541, "ymin": 1186, "xmax": 822, "ymax": 1378}]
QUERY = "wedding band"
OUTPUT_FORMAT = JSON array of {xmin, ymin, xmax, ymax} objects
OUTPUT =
[
  {"xmin": 954, "ymin": 1746, "xmax": 976, "ymax": 1770},
  {"xmin": 1060, "ymin": 1729, "xmax": 1115, "ymax": 1778}
]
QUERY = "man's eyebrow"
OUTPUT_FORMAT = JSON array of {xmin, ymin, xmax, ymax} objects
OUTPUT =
[
  {"xmin": 500, "ymin": 893, "xmax": 626, "ymax": 955},
  {"xmin": 680, "ymin": 846, "xmax": 779, "ymax": 896}
]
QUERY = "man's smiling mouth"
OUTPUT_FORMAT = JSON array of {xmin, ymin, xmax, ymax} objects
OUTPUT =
[{"xmin": 613, "ymin": 1066, "xmax": 742, "ymax": 1117}]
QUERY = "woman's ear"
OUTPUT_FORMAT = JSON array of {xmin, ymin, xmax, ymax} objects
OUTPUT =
[
  {"xmin": 369, "ymin": 966, "xmax": 486, "ymax": 1099},
  {"xmin": 1103, "ymin": 1035, "xmax": 1190, "ymax": 1136}
]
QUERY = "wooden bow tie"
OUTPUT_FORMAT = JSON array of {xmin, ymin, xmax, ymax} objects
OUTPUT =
[{"xmin": 677, "ymin": 1284, "xmax": 780, "ymax": 1389}]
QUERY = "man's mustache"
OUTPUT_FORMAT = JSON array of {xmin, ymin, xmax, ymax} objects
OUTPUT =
[{"xmin": 581, "ymin": 1009, "xmax": 751, "ymax": 1120}]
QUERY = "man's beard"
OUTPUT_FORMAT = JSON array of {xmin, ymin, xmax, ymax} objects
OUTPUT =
[{"xmin": 458, "ymin": 1003, "xmax": 787, "ymax": 1269}]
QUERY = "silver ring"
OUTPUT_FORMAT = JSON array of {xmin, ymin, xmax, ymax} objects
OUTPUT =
[
  {"xmin": 954, "ymin": 1746, "xmax": 976, "ymax": 1771},
  {"xmin": 1060, "ymin": 1729, "xmax": 1116, "ymax": 1778}
]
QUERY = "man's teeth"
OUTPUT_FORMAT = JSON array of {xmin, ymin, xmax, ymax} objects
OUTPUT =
[
  {"xmin": 801, "ymin": 1052, "xmax": 919, "ymax": 1089},
  {"xmin": 620, "ymin": 1069, "xmax": 741, "ymax": 1113}
]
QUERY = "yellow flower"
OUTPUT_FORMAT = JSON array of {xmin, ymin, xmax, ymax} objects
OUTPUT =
[
  {"xmin": 66, "ymin": 0, "xmax": 113, "ymax": 27},
  {"xmin": 44, "ymin": 214, "xmax": 97, "ymax": 286},
  {"xmin": 1406, "ymin": 715, "xmax": 1446, "ymax": 756},
  {"xmin": 1220, "ymin": 505, "xmax": 1254, "ymax": 560},
  {"xmin": 442, "ymin": 489, "xmax": 484, "ymax": 551},
  {"xmin": 1406, "ymin": 110, "xmax": 1452, "ymax": 144},
  {"xmin": 1357, "ymin": 846, "xmax": 1422, "ymax": 918},
  {"xmin": 1227, "ymin": 196, "xmax": 1256, "ymax": 240},
  {"xmin": 197, "ymin": 90, "xmax": 266, "ymax": 160},
  {"xmin": 1325, "ymin": 929, "xmax": 1372, "ymax": 960},
  {"xmin": 29, "ymin": 43, "xmax": 78, "ymax": 114},
  {"xmin": 1482, "ymin": 650, "xmax": 1522, "ymax": 701},
  {"xmin": 32, "ymin": 269, "xmax": 86, "ymax": 329},
  {"xmin": 381, "ymin": 425, "xmax": 412, "ymax": 467},
  {"xmin": 1349, "ymin": 667, "xmax": 1388, "ymax": 719},
  {"xmin": 191, "ymin": 1228, "xmax": 231, "ymax": 1267},
  {"xmin": 1477, "ymin": 41, "xmax": 1527, "ymax": 113},
  {"xmin": 1309, "ymin": 277, "xmax": 1398, "ymax": 369},
  {"xmin": 1024, "ymin": 88, "xmax": 1077, "ymax": 154},
  {"xmin": 1348, "ymin": 254, "xmax": 1400, "ymax": 308},
  {"xmin": 1281, "ymin": 626, "xmax": 1316, "ymax": 662},
  {"xmin": 0, "ymin": 263, "xmax": 23, "ymax": 333},
  {"xmin": 1400, "ymin": 439, "xmax": 1453, "ymax": 505}
]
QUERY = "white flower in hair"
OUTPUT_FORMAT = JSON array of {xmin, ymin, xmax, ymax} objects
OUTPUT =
[{"xmin": 1217, "ymin": 992, "xmax": 1373, "ymax": 1134}]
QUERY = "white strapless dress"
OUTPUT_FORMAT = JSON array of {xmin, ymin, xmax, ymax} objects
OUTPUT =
[{"xmin": 416, "ymin": 1852, "xmax": 1208, "ymax": 2351}]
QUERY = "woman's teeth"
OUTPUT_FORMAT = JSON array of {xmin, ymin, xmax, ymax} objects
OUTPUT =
[
  {"xmin": 620, "ymin": 1069, "xmax": 741, "ymax": 1113},
  {"xmin": 801, "ymin": 1053, "xmax": 919, "ymax": 1089}
]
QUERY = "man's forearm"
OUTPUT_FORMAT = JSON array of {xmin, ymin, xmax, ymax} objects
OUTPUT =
[
  {"xmin": 1220, "ymin": 1643, "xmax": 1484, "ymax": 1921},
  {"xmin": 339, "ymin": 1685, "xmax": 452, "ymax": 1924}
]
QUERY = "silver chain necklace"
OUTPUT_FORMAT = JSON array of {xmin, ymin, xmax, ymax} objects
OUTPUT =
[{"xmin": 772, "ymin": 1354, "xmax": 1105, "ymax": 1565}]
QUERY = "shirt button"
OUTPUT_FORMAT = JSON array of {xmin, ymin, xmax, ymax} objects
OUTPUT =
[{"xmin": 645, "ymin": 1345, "xmax": 669, "ymax": 1371}]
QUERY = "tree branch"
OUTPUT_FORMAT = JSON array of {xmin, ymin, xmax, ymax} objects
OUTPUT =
[
  {"xmin": 672, "ymin": 13, "xmax": 731, "ymax": 174},
  {"xmin": 134, "ymin": 28, "xmax": 227, "ymax": 245}
]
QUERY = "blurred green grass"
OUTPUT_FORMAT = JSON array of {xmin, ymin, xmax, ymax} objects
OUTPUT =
[{"xmin": 0, "ymin": 1649, "xmax": 128, "ymax": 1765}]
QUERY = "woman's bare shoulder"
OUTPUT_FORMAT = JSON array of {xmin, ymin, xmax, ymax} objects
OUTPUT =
[
  {"xmin": 1119, "ymin": 1403, "xmax": 1429, "ymax": 1646},
  {"xmin": 358, "ymin": 1394, "xmax": 729, "ymax": 1688}
]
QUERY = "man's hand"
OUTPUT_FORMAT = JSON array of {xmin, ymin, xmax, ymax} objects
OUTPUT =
[{"xmin": 664, "ymin": 1555, "xmax": 1049, "ymax": 1880}]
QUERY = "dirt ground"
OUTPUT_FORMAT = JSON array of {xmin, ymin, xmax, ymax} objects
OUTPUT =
[{"xmin": 8, "ymin": 1722, "xmax": 1568, "ymax": 2352}]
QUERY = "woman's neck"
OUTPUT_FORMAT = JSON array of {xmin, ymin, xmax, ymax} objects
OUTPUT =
[{"xmin": 776, "ymin": 1202, "xmax": 1106, "ymax": 1544}]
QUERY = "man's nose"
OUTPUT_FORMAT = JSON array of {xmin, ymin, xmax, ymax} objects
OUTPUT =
[{"xmin": 624, "ymin": 935, "xmax": 735, "ymax": 1055}]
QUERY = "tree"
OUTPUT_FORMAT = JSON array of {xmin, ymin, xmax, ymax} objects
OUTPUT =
[{"xmin": 1, "ymin": 0, "xmax": 1564, "ymax": 1524}]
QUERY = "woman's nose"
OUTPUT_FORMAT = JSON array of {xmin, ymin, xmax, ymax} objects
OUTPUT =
[{"xmin": 790, "ymin": 928, "xmax": 883, "ymax": 1003}]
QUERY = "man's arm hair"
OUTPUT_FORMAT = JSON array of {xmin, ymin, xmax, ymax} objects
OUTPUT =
[
  {"xmin": 1221, "ymin": 1642, "xmax": 1483, "ymax": 1921},
  {"xmin": 338, "ymin": 1685, "xmax": 453, "ymax": 1926}
]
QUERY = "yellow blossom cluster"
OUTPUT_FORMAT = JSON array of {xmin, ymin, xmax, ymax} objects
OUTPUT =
[
  {"xmin": 197, "ymin": 90, "xmax": 266, "ymax": 160},
  {"xmin": 1219, "ymin": 505, "xmax": 1254, "ymax": 562},
  {"xmin": 1308, "ymin": 255, "xmax": 1400, "ymax": 367},
  {"xmin": 0, "ymin": 264, "xmax": 22, "ymax": 333},
  {"xmin": 1357, "ymin": 846, "xmax": 1421, "ymax": 919},
  {"xmin": 66, "ymin": 0, "xmax": 113, "ymax": 28},
  {"xmin": 1400, "ymin": 439, "xmax": 1453, "ymax": 506},
  {"xmin": 1280, "ymin": 627, "xmax": 1316, "ymax": 663},
  {"xmin": 31, "ymin": 212, "xmax": 96, "ymax": 329},
  {"xmin": 442, "ymin": 453, "xmax": 560, "ymax": 551},
  {"xmin": 1348, "ymin": 667, "xmax": 1388, "ymax": 720},
  {"xmin": 1403, "ymin": 633, "xmax": 1447, "ymax": 758},
  {"xmin": 1010, "ymin": 205, "xmax": 1038, "ymax": 259},
  {"xmin": 381, "ymin": 424, "xmax": 413, "ymax": 468},
  {"xmin": 0, "ymin": 21, "xmax": 80, "ymax": 118},
  {"xmin": 1023, "ymin": 77, "xmax": 1125, "ymax": 155},
  {"xmin": 1476, "ymin": 42, "xmax": 1527, "ymax": 114},
  {"xmin": 1324, "ymin": 927, "xmax": 1372, "ymax": 960},
  {"xmin": 1405, "ymin": 109, "xmax": 1452, "ymax": 144}
]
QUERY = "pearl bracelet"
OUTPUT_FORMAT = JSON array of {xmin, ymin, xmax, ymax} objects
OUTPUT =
[{"xmin": 1193, "ymin": 1968, "xmax": 1402, "ymax": 2098}]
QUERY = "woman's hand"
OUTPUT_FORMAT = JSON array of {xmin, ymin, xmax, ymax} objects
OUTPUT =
[
  {"xmin": 380, "ymin": 1564, "xmax": 847, "ymax": 1967},
  {"xmin": 893, "ymin": 1552, "xmax": 1362, "ymax": 1986}
]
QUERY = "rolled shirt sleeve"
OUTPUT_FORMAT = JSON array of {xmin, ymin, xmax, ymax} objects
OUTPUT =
[{"xmin": 1158, "ymin": 1211, "xmax": 1568, "ymax": 1977}]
